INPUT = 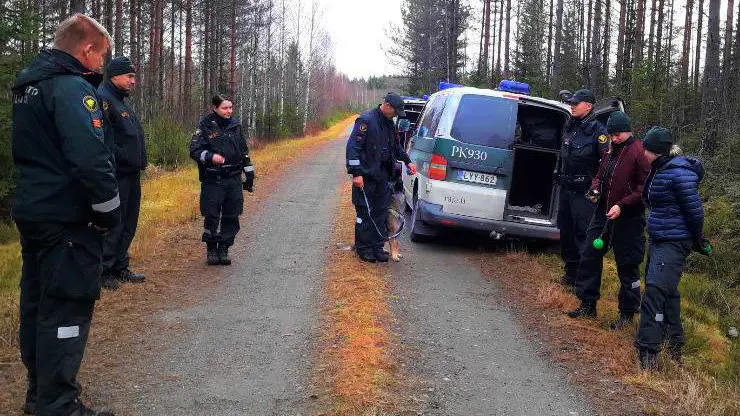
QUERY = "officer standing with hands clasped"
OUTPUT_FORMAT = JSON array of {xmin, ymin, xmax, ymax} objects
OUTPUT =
[
  {"xmin": 569, "ymin": 111, "xmax": 650, "ymax": 322},
  {"xmin": 11, "ymin": 14, "xmax": 118, "ymax": 416},
  {"xmin": 558, "ymin": 89, "xmax": 609, "ymax": 288},
  {"xmin": 99, "ymin": 56, "xmax": 147, "ymax": 290},
  {"xmin": 190, "ymin": 95, "xmax": 254, "ymax": 266},
  {"xmin": 346, "ymin": 93, "xmax": 417, "ymax": 263}
]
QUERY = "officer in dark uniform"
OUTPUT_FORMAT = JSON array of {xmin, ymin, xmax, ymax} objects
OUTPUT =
[
  {"xmin": 558, "ymin": 89, "xmax": 609, "ymax": 289},
  {"xmin": 11, "ymin": 14, "xmax": 118, "ymax": 416},
  {"xmin": 346, "ymin": 93, "xmax": 417, "ymax": 263},
  {"xmin": 190, "ymin": 95, "xmax": 254, "ymax": 266},
  {"xmin": 99, "ymin": 56, "xmax": 147, "ymax": 290}
]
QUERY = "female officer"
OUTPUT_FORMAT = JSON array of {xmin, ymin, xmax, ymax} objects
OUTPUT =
[
  {"xmin": 190, "ymin": 95, "xmax": 255, "ymax": 265},
  {"xmin": 635, "ymin": 127, "xmax": 710, "ymax": 370}
]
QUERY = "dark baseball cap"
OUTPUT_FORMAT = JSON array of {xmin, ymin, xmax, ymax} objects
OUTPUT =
[
  {"xmin": 566, "ymin": 89, "xmax": 596, "ymax": 105},
  {"xmin": 384, "ymin": 93, "xmax": 406, "ymax": 117}
]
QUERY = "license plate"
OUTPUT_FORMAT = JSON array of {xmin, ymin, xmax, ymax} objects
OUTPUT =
[{"xmin": 457, "ymin": 170, "xmax": 497, "ymax": 185}]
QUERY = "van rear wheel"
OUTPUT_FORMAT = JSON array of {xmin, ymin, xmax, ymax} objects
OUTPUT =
[{"xmin": 409, "ymin": 191, "xmax": 436, "ymax": 242}]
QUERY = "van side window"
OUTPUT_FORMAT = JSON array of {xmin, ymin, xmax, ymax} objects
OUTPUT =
[
  {"xmin": 451, "ymin": 95, "xmax": 517, "ymax": 149},
  {"xmin": 417, "ymin": 96, "xmax": 446, "ymax": 138}
]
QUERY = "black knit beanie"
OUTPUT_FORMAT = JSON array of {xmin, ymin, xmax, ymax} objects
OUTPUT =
[
  {"xmin": 107, "ymin": 56, "xmax": 136, "ymax": 78},
  {"xmin": 643, "ymin": 126, "xmax": 674, "ymax": 155},
  {"xmin": 606, "ymin": 111, "xmax": 632, "ymax": 134}
]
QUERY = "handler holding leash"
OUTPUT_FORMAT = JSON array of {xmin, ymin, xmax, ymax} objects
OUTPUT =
[{"xmin": 346, "ymin": 93, "xmax": 416, "ymax": 263}]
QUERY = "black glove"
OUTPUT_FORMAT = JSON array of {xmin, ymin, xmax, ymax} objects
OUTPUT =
[
  {"xmin": 585, "ymin": 188, "xmax": 600, "ymax": 204},
  {"xmin": 243, "ymin": 171, "xmax": 255, "ymax": 193},
  {"xmin": 90, "ymin": 207, "xmax": 121, "ymax": 232},
  {"xmin": 693, "ymin": 238, "xmax": 713, "ymax": 256}
]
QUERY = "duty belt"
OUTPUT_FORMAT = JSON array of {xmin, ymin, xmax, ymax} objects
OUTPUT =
[
  {"xmin": 560, "ymin": 174, "xmax": 592, "ymax": 190},
  {"xmin": 205, "ymin": 164, "xmax": 242, "ymax": 181}
]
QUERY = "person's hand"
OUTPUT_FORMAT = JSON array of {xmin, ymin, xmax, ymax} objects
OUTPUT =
[
  {"xmin": 212, "ymin": 154, "xmax": 226, "ymax": 165},
  {"xmin": 693, "ymin": 238, "xmax": 713, "ymax": 256},
  {"xmin": 352, "ymin": 176, "xmax": 364, "ymax": 188},
  {"xmin": 607, "ymin": 204, "xmax": 622, "ymax": 220},
  {"xmin": 407, "ymin": 163, "xmax": 417, "ymax": 175}
]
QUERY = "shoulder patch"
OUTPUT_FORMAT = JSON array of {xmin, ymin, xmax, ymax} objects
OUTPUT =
[
  {"xmin": 83, "ymin": 96, "xmax": 98, "ymax": 112},
  {"xmin": 102, "ymin": 101, "xmax": 109, "ymax": 111},
  {"xmin": 359, "ymin": 122, "xmax": 368, "ymax": 132},
  {"xmin": 598, "ymin": 135, "xmax": 608, "ymax": 144}
]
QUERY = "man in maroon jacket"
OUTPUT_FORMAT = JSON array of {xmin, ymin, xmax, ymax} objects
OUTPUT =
[{"xmin": 568, "ymin": 111, "xmax": 651, "ymax": 328}]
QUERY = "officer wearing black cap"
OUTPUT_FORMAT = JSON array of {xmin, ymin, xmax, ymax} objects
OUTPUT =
[
  {"xmin": 99, "ymin": 56, "xmax": 147, "ymax": 290},
  {"xmin": 190, "ymin": 94, "xmax": 254, "ymax": 265},
  {"xmin": 558, "ymin": 89, "xmax": 609, "ymax": 288},
  {"xmin": 346, "ymin": 93, "xmax": 417, "ymax": 262}
]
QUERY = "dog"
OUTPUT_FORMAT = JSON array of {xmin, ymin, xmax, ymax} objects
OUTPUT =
[{"xmin": 387, "ymin": 188, "xmax": 406, "ymax": 262}]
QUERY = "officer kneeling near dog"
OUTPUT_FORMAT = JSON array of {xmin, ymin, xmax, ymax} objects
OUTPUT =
[
  {"xmin": 568, "ymin": 111, "xmax": 650, "ymax": 326},
  {"xmin": 190, "ymin": 95, "xmax": 254, "ymax": 266},
  {"xmin": 346, "ymin": 93, "xmax": 416, "ymax": 263}
]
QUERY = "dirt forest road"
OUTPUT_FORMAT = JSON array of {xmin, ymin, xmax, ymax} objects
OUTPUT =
[{"xmin": 80, "ymin": 128, "xmax": 601, "ymax": 416}]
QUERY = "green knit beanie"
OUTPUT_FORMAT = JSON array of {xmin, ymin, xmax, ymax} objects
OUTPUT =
[{"xmin": 606, "ymin": 111, "xmax": 632, "ymax": 134}]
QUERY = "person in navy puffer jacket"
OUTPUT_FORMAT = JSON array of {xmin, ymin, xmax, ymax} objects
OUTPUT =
[{"xmin": 635, "ymin": 126, "xmax": 711, "ymax": 370}]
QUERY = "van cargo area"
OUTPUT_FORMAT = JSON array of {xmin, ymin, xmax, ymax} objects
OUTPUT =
[
  {"xmin": 505, "ymin": 103, "xmax": 567, "ymax": 220},
  {"xmin": 507, "ymin": 146, "xmax": 558, "ymax": 218}
]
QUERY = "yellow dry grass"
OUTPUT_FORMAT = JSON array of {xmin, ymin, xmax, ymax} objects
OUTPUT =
[
  {"xmin": 319, "ymin": 183, "xmax": 396, "ymax": 414},
  {"xmin": 481, "ymin": 249, "xmax": 739, "ymax": 416}
]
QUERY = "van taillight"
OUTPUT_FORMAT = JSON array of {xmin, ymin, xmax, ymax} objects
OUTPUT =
[{"xmin": 429, "ymin": 154, "xmax": 448, "ymax": 180}]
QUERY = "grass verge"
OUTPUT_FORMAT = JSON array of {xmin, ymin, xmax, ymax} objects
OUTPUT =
[
  {"xmin": 478, "ymin": 248, "xmax": 739, "ymax": 415},
  {"xmin": 317, "ymin": 182, "xmax": 398, "ymax": 414}
]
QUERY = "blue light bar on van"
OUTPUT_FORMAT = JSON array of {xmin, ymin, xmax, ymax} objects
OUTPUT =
[
  {"xmin": 422, "ymin": 94, "xmax": 430, "ymax": 101},
  {"xmin": 498, "ymin": 80, "xmax": 530, "ymax": 95},
  {"xmin": 439, "ymin": 81, "xmax": 464, "ymax": 91}
]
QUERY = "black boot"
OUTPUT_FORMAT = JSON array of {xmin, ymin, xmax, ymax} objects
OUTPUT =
[
  {"xmin": 218, "ymin": 245, "xmax": 232, "ymax": 265},
  {"xmin": 639, "ymin": 349, "xmax": 659, "ymax": 371},
  {"xmin": 206, "ymin": 244, "xmax": 220, "ymax": 265},
  {"xmin": 373, "ymin": 248, "xmax": 389, "ymax": 263},
  {"xmin": 357, "ymin": 250, "xmax": 376, "ymax": 263},
  {"xmin": 609, "ymin": 312, "xmax": 635, "ymax": 330},
  {"xmin": 69, "ymin": 399, "xmax": 115, "ymax": 416},
  {"xmin": 567, "ymin": 301, "xmax": 597, "ymax": 318},
  {"xmin": 101, "ymin": 274, "xmax": 120, "ymax": 291},
  {"xmin": 117, "ymin": 268, "xmax": 145, "ymax": 283}
]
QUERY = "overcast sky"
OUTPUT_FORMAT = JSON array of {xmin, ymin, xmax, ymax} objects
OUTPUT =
[{"xmin": 322, "ymin": 0, "xmax": 403, "ymax": 80}]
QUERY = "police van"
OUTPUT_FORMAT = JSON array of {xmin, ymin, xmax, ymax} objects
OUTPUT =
[{"xmin": 402, "ymin": 81, "xmax": 621, "ymax": 242}]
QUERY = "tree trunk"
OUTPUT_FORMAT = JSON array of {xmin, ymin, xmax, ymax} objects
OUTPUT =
[
  {"xmin": 70, "ymin": 0, "xmax": 84, "ymax": 14},
  {"xmin": 616, "ymin": 0, "xmax": 627, "ymax": 84},
  {"xmin": 634, "ymin": 0, "xmax": 645, "ymax": 65},
  {"xmin": 104, "ymin": 0, "xmax": 113, "ymax": 34},
  {"xmin": 229, "ymin": 0, "xmax": 237, "ymax": 98},
  {"xmin": 203, "ymin": 1, "xmax": 210, "ymax": 106},
  {"xmin": 184, "ymin": 0, "xmax": 192, "ymax": 119},
  {"xmin": 681, "ymin": 0, "xmax": 694, "ymax": 86},
  {"xmin": 496, "ymin": 0, "xmax": 504, "ymax": 75},
  {"xmin": 483, "ymin": 0, "xmax": 491, "ymax": 79},
  {"xmin": 586, "ymin": 0, "xmax": 593, "ymax": 81},
  {"xmin": 114, "ymin": 0, "xmax": 122, "ymax": 54},
  {"xmin": 655, "ymin": 0, "xmax": 664, "ymax": 64},
  {"xmin": 552, "ymin": 0, "xmax": 564, "ymax": 93},
  {"xmin": 701, "ymin": 0, "xmax": 721, "ymax": 153},
  {"xmin": 647, "ymin": 0, "xmax": 656, "ymax": 61},
  {"xmin": 602, "ymin": 0, "xmax": 611, "ymax": 94},
  {"xmin": 547, "ymin": 0, "xmax": 554, "ymax": 84},
  {"xmin": 303, "ymin": 0, "xmax": 316, "ymax": 134},
  {"xmin": 694, "ymin": 0, "xmax": 704, "ymax": 89},
  {"xmin": 504, "ymin": 0, "xmax": 511, "ymax": 76},
  {"xmin": 590, "ymin": 0, "xmax": 602, "ymax": 92}
]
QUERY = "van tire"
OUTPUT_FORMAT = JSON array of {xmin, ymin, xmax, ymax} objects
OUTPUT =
[{"xmin": 409, "ymin": 190, "xmax": 436, "ymax": 242}]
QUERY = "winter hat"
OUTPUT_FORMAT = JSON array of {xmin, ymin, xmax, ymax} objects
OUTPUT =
[
  {"xmin": 107, "ymin": 56, "xmax": 136, "ymax": 78},
  {"xmin": 606, "ymin": 111, "xmax": 632, "ymax": 134},
  {"xmin": 643, "ymin": 126, "xmax": 674, "ymax": 155}
]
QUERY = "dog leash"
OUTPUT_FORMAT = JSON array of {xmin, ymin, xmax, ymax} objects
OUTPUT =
[{"xmin": 361, "ymin": 187, "xmax": 406, "ymax": 241}]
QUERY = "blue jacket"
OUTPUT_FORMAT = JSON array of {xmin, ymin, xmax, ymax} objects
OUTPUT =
[
  {"xmin": 643, "ymin": 155, "xmax": 705, "ymax": 242},
  {"xmin": 346, "ymin": 107, "xmax": 411, "ymax": 187}
]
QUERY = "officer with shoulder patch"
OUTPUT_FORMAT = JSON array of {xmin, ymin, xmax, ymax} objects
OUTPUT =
[
  {"xmin": 11, "ymin": 14, "xmax": 118, "ymax": 416},
  {"xmin": 190, "ymin": 95, "xmax": 254, "ymax": 266},
  {"xmin": 346, "ymin": 93, "xmax": 417, "ymax": 263},
  {"xmin": 98, "ymin": 56, "xmax": 147, "ymax": 290},
  {"xmin": 558, "ymin": 89, "xmax": 609, "ymax": 289}
]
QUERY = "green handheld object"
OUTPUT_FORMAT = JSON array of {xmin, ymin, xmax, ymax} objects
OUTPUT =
[
  {"xmin": 593, "ymin": 238, "xmax": 605, "ymax": 250},
  {"xmin": 704, "ymin": 243, "xmax": 713, "ymax": 255}
]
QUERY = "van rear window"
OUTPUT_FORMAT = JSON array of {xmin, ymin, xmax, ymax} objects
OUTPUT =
[{"xmin": 450, "ymin": 95, "xmax": 517, "ymax": 149}]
